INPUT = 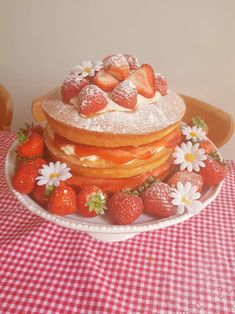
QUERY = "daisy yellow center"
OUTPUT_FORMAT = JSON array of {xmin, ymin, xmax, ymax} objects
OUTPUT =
[
  {"xmin": 185, "ymin": 153, "xmax": 196, "ymax": 163},
  {"xmin": 190, "ymin": 131, "xmax": 197, "ymax": 137},
  {"xmin": 50, "ymin": 172, "xmax": 59, "ymax": 179},
  {"xmin": 83, "ymin": 67, "xmax": 91, "ymax": 73},
  {"xmin": 182, "ymin": 196, "xmax": 191, "ymax": 206}
]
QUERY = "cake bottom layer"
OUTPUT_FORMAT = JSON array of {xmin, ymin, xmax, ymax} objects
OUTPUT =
[{"xmin": 65, "ymin": 157, "xmax": 176, "ymax": 193}]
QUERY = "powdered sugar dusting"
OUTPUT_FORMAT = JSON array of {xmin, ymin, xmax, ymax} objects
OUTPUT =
[
  {"xmin": 77, "ymin": 85, "xmax": 107, "ymax": 115},
  {"xmin": 62, "ymin": 73, "xmax": 88, "ymax": 86},
  {"xmin": 104, "ymin": 54, "xmax": 129, "ymax": 68},
  {"xmin": 42, "ymin": 89, "xmax": 186, "ymax": 135},
  {"xmin": 113, "ymin": 80, "xmax": 137, "ymax": 97},
  {"xmin": 124, "ymin": 54, "xmax": 140, "ymax": 70},
  {"xmin": 111, "ymin": 80, "xmax": 137, "ymax": 109}
]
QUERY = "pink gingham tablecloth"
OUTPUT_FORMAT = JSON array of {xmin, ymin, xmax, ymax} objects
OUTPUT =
[{"xmin": 0, "ymin": 131, "xmax": 235, "ymax": 314}]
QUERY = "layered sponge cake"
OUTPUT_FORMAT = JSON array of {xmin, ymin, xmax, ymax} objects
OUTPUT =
[{"xmin": 42, "ymin": 54, "xmax": 186, "ymax": 192}]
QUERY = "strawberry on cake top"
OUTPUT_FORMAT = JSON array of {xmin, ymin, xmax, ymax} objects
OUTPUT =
[{"xmin": 42, "ymin": 53, "xmax": 185, "ymax": 149}]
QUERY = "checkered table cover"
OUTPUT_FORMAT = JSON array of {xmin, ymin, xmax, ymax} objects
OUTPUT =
[{"xmin": 0, "ymin": 131, "xmax": 235, "ymax": 314}]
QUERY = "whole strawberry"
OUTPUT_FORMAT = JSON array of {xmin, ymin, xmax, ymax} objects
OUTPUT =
[
  {"xmin": 199, "ymin": 155, "xmax": 227, "ymax": 186},
  {"xmin": 77, "ymin": 84, "xmax": 107, "ymax": 116},
  {"xmin": 107, "ymin": 192, "xmax": 143, "ymax": 225},
  {"xmin": 61, "ymin": 74, "xmax": 89, "ymax": 103},
  {"xmin": 17, "ymin": 157, "xmax": 47, "ymax": 171},
  {"xmin": 103, "ymin": 54, "xmax": 130, "ymax": 80},
  {"xmin": 12, "ymin": 163, "xmax": 38, "ymax": 194},
  {"xmin": 48, "ymin": 184, "xmax": 77, "ymax": 215},
  {"xmin": 155, "ymin": 73, "xmax": 167, "ymax": 96},
  {"xmin": 141, "ymin": 182, "xmax": 176, "ymax": 218},
  {"xmin": 32, "ymin": 185, "xmax": 52, "ymax": 206},
  {"xmin": 199, "ymin": 140, "xmax": 215, "ymax": 154},
  {"xmin": 111, "ymin": 80, "xmax": 137, "ymax": 109},
  {"xmin": 124, "ymin": 54, "xmax": 140, "ymax": 70},
  {"xmin": 24, "ymin": 123, "xmax": 44, "ymax": 136},
  {"xmin": 77, "ymin": 185, "xmax": 107, "ymax": 217},
  {"xmin": 167, "ymin": 170, "xmax": 203, "ymax": 193},
  {"xmin": 17, "ymin": 131, "xmax": 44, "ymax": 159}
]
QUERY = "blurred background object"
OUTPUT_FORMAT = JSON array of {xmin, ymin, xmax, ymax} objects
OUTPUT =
[
  {"xmin": 0, "ymin": 84, "xmax": 13, "ymax": 130},
  {"xmin": 0, "ymin": 0, "xmax": 234, "ymax": 157},
  {"xmin": 181, "ymin": 94, "xmax": 234, "ymax": 148}
]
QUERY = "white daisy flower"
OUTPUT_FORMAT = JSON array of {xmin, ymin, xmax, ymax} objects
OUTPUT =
[
  {"xmin": 173, "ymin": 141, "xmax": 207, "ymax": 172},
  {"xmin": 70, "ymin": 60, "xmax": 103, "ymax": 77},
  {"xmin": 36, "ymin": 161, "xmax": 72, "ymax": 187},
  {"xmin": 181, "ymin": 125, "xmax": 207, "ymax": 142},
  {"xmin": 93, "ymin": 60, "xmax": 103, "ymax": 72},
  {"xmin": 170, "ymin": 181, "xmax": 203, "ymax": 214}
]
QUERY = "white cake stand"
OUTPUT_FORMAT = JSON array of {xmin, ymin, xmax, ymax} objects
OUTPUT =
[{"xmin": 5, "ymin": 141, "xmax": 223, "ymax": 242}]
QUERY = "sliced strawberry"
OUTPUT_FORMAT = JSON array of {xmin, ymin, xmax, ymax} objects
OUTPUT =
[
  {"xmin": 67, "ymin": 174, "xmax": 147, "ymax": 194},
  {"xmin": 129, "ymin": 64, "xmax": 156, "ymax": 98},
  {"xmin": 53, "ymin": 127, "xmax": 181, "ymax": 164},
  {"xmin": 66, "ymin": 159, "xmax": 174, "ymax": 195},
  {"xmin": 93, "ymin": 69, "xmax": 119, "ymax": 92},
  {"xmin": 77, "ymin": 84, "xmax": 107, "ymax": 116},
  {"xmin": 155, "ymin": 73, "xmax": 167, "ymax": 96},
  {"xmin": 124, "ymin": 54, "xmax": 140, "ymax": 70},
  {"xmin": 61, "ymin": 74, "xmax": 89, "ymax": 103},
  {"xmin": 55, "ymin": 127, "xmax": 180, "ymax": 163},
  {"xmin": 111, "ymin": 80, "xmax": 137, "ymax": 109},
  {"xmin": 103, "ymin": 54, "xmax": 130, "ymax": 80}
]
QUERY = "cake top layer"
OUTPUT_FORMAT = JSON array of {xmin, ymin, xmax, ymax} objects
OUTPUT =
[{"xmin": 42, "ymin": 89, "xmax": 186, "ymax": 135}]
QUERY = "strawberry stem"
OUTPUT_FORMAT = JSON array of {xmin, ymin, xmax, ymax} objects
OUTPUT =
[
  {"xmin": 191, "ymin": 116, "xmax": 208, "ymax": 130},
  {"xmin": 17, "ymin": 129, "xmax": 27, "ymax": 143},
  {"xmin": 44, "ymin": 185, "xmax": 55, "ymax": 198},
  {"xmin": 127, "ymin": 176, "xmax": 158, "ymax": 196},
  {"xmin": 209, "ymin": 151, "xmax": 226, "ymax": 165}
]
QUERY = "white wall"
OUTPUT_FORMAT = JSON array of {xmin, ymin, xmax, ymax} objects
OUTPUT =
[{"xmin": 1, "ymin": 0, "xmax": 234, "ymax": 158}]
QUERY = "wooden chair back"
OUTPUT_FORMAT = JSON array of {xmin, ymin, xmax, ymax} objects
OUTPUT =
[
  {"xmin": 0, "ymin": 84, "xmax": 13, "ymax": 130},
  {"xmin": 181, "ymin": 94, "xmax": 234, "ymax": 148}
]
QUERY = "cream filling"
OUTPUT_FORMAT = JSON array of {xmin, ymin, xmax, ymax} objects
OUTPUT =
[{"xmin": 70, "ymin": 91, "xmax": 161, "ymax": 114}]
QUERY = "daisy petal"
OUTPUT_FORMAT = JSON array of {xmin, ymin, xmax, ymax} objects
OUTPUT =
[
  {"xmin": 186, "ymin": 163, "xmax": 193, "ymax": 172},
  {"xmin": 172, "ymin": 198, "xmax": 181, "ymax": 206},
  {"xmin": 192, "ymin": 163, "xmax": 200, "ymax": 172},
  {"xmin": 191, "ymin": 192, "xmax": 201, "ymax": 200},
  {"xmin": 177, "ymin": 205, "xmax": 185, "ymax": 214},
  {"xmin": 188, "ymin": 200, "xmax": 203, "ymax": 213},
  {"xmin": 184, "ymin": 182, "xmax": 192, "ymax": 194}
]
